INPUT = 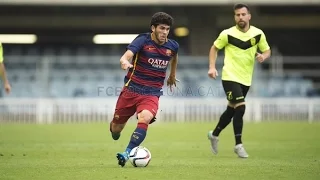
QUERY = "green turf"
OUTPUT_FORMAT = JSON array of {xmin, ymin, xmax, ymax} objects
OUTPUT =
[{"xmin": 0, "ymin": 122, "xmax": 319, "ymax": 180}]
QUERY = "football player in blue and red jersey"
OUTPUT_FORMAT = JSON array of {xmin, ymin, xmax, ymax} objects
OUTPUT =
[{"xmin": 109, "ymin": 12, "xmax": 179, "ymax": 167}]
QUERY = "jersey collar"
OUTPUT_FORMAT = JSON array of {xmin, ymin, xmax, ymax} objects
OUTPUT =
[{"xmin": 236, "ymin": 25, "xmax": 251, "ymax": 33}]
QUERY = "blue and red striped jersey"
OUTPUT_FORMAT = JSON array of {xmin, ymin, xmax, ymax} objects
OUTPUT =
[{"xmin": 124, "ymin": 32, "xmax": 179, "ymax": 96}]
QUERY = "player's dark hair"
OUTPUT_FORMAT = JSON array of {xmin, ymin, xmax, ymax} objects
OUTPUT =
[
  {"xmin": 233, "ymin": 3, "xmax": 250, "ymax": 13},
  {"xmin": 150, "ymin": 12, "xmax": 174, "ymax": 27}
]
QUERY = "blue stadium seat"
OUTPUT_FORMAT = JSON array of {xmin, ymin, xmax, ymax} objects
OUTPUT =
[{"xmin": 1, "ymin": 46, "xmax": 318, "ymax": 98}]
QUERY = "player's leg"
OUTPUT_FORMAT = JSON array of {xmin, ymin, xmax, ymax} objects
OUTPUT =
[
  {"xmin": 208, "ymin": 80, "xmax": 238, "ymax": 154},
  {"xmin": 126, "ymin": 96, "xmax": 158, "ymax": 153},
  {"xmin": 110, "ymin": 88, "xmax": 136, "ymax": 140},
  {"xmin": 232, "ymin": 83, "xmax": 250, "ymax": 158},
  {"xmin": 110, "ymin": 119, "xmax": 128, "ymax": 140},
  {"xmin": 125, "ymin": 110, "xmax": 154, "ymax": 151},
  {"xmin": 116, "ymin": 95, "xmax": 158, "ymax": 167},
  {"xmin": 136, "ymin": 114, "xmax": 157, "ymax": 124},
  {"xmin": 211, "ymin": 102, "xmax": 235, "ymax": 136}
]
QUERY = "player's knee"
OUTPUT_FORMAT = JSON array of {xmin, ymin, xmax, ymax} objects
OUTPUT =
[
  {"xmin": 234, "ymin": 101, "xmax": 245, "ymax": 108},
  {"xmin": 111, "ymin": 115, "xmax": 128, "ymax": 133},
  {"xmin": 137, "ymin": 110, "xmax": 154, "ymax": 124},
  {"xmin": 227, "ymin": 102, "xmax": 235, "ymax": 108},
  {"xmin": 234, "ymin": 102, "xmax": 246, "ymax": 116},
  {"xmin": 110, "ymin": 122, "xmax": 125, "ymax": 133}
]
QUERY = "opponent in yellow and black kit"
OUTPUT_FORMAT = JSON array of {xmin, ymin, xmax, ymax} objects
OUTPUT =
[{"xmin": 214, "ymin": 25, "xmax": 270, "ymax": 103}]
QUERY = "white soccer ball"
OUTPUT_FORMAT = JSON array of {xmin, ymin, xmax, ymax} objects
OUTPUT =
[{"xmin": 128, "ymin": 146, "xmax": 152, "ymax": 167}]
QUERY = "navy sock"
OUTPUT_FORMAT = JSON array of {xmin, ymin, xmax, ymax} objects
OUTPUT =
[{"xmin": 125, "ymin": 123, "xmax": 148, "ymax": 154}]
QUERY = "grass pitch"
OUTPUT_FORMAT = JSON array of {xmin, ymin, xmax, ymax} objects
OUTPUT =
[{"xmin": 0, "ymin": 122, "xmax": 319, "ymax": 180}]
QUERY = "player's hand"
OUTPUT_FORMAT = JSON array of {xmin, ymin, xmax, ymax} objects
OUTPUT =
[
  {"xmin": 256, "ymin": 53, "xmax": 265, "ymax": 63},
  {"xmin": 120, "ymin": 60, "xmax": 133, "ymax": 70},
  {"xmin": 4, "ymin": 81, "xmax": 11, "ymax": 94},
  {"xmin": 167, "ymin": 76, "xmax": 179, "ymax": 92},
  {"xmin": 208, "ymin": 68, "xmax": 218, "ymax": 79}
]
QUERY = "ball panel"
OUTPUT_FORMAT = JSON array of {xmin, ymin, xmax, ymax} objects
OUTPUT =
[
  {"xmin": 128, "ymin": 146, "xmax": 152, "ymax": 167},
  {"xmin": 129, "ymin": 146, "xmax": 140, "ymax": 157}
]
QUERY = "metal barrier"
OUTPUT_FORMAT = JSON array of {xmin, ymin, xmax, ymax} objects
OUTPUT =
[{"xmin": 0, "ymin": 97, "xmax": 319, "ymax": 124}]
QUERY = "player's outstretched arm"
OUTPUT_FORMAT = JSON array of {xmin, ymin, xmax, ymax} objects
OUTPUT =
[
  {"xmin": 256, "ymin": 49, "xmax": 271, "ymax": 63},
  {"xmin": 169, "ymin": 53, "xmax": 178, "ymax": 78},
  {"xmin": 208, "ymin": 45, "xmax": 219, "ymax": 79},
  {"xmin": 0, "ymin": 63, "xmax": 11, "ymax": 94},
  {"xmin": 167, "ymin": 54, "xmax": 178, "ymax": 92},
  {"xmin": 256, "ymin": 31, "xmax": 271, "ymax": 63},
  {"xmin": 0, "ymin": 43, "xmax": 11, "ymax": 94},
  {"xmin": 209, "ymin": 30, "xmax": 227, "ymax": 79},
  {"xmin": 119, "ymin": 50, "xmax": 134, "ymax": 70}
]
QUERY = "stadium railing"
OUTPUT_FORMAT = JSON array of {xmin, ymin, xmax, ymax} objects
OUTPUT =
[
  {"xmin": 1, "ymin": 50, "xmax": 319, "ymax": 124},
  {"xmin": 0, "ymin": 97, "xmax": 319, "ymax": 124}
]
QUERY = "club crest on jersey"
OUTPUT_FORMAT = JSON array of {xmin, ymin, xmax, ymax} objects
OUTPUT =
[
  {"xmin": 166, "ymin": 49, "xmax": 172, "ymax": 56},
  {"xmin": 250, "ymin": 38, "xmax": 256, "ymax": 46},
  {"xmin": 148, "ymin": 58, "xmax": 169, "ymax": 69}
]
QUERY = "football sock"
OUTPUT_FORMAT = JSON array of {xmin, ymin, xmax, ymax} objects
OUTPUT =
[
  {"xmin": 233, "ymin": 105, "xmax": 245, "ymax": 145},
  {"xmin": 125, "ymin": 123, "xmax": 148, "ymax": 154},
  {"xmin": 212, "ymin": 106, "xmax": 235, "ymax": 136}
]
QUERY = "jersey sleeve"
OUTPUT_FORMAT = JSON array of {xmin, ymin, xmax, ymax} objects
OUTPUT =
[
  {"xmin": 258, "ymin": 31, "xmax": 270, "ymax": 52},
  {"xmin": 213, "ymin": 30, "xmax": 228, "ymax": 49},
  {"xmin": 126, "ymin": 34, "xmax": 146, "ymax": 54},
  {"xmin": 172, "ymin": 40, "xmax": 179, "ymax": 54},
  {"xmin": 0, "ymin": 43, "xmax": 3, "ymax": 63}
]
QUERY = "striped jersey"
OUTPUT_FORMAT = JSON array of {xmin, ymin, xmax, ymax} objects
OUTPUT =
[
  {"xmin": 214, "ymin": 26, "xmax": 270, "ymax": 86},
  {"xmin": 124, "ymin": 33, "xmax": 179, "ymax": 96}
]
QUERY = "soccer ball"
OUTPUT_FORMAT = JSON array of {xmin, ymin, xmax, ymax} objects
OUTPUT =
[{"xmin": 128, "ymin": 146, "xmax": 152, "ymax": 167}]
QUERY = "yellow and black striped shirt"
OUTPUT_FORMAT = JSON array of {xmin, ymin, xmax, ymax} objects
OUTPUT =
[{"xmin": 214, "ymin": 26, "xmax": 270, "ymax": 86}]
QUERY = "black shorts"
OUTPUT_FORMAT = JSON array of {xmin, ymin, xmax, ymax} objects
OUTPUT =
[{"xmin": 222, "ymin": 80, "xmax": 250, "ymax": 103}]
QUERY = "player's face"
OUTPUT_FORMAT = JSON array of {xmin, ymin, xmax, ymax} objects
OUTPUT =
[
  {"xmin": 234, "ymin": 7, "xmax": 251, "ymax": 29},
  {"xmin": 152, "ymin": 24, "xmax": 170, "ymax": 43}
]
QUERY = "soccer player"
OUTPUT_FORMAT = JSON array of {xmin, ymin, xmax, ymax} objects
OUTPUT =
[
  {"xmin": 109, "ymin": 12, "xmax": 179, "ymax": 167},
  {"xmin": 207, "ymin": 3, "xmax": 271, "ymax": 158},
  {"xmin": 0, "ymin": 42, "xmax": 11, "ymax": 95}
]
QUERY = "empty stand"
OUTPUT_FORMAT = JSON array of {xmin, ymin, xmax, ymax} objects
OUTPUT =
[{"xmin": 0, "ymin": 45, "xmax": 318, "ymax": 98}]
